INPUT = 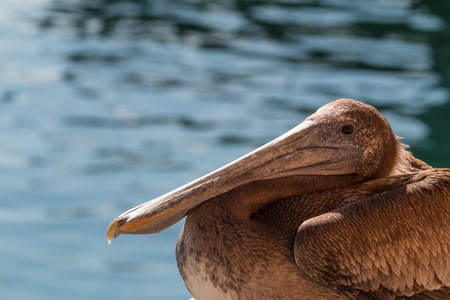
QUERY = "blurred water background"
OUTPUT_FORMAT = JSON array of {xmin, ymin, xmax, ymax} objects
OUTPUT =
[{"xmin": 1, "ymin": 0, "xmax": 450, "ymax": 299}]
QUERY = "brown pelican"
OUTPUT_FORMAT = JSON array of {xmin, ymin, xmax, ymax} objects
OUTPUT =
[{"xmin": 107, "ymin": 99, "xmax": 450, "ymax": 299}]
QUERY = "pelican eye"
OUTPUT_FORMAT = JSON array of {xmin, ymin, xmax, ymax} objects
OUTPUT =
[{"xmin": 341, "ymin": 123, "xmax": 355, "ymax": 135}]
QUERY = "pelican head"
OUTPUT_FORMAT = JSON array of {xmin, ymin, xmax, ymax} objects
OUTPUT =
[{"xmin": 107, "ymin": 99, "xmax": 398, "ymax": 240}]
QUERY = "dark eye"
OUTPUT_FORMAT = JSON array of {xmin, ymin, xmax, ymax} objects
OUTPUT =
[{"xmin": 341, "ymin": 123, "xmax": 355, "ymax": 135}]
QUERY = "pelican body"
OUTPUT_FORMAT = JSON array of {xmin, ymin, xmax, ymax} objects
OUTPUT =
[{"xmin": 108, "ymin": 99, "xmax": 450, "ymax": 299}]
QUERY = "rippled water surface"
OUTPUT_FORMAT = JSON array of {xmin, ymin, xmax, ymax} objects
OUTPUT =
[{"xmin": 1, "ymin": 1, "xmax": 450, "ymax": 299}]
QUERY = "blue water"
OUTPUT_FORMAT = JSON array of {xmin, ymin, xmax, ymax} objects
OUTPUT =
[{"xmin": 1, "ymin": 1, "xmax": 450, "ymax": 299}]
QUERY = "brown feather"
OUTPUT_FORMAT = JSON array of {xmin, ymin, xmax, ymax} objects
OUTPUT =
[{"xmin": 295, "ymin": 169, "xmax": 450, "ymax": 299}]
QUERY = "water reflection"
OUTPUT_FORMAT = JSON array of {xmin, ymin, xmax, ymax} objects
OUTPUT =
[{"xmin": 1, "ymin": 0, "xmax": 450, "ymax": 299}]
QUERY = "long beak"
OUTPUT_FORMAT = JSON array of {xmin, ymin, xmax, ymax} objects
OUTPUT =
[{"xmin": 107, "ymin": 120, "xmax": 359, "ymax": 242}]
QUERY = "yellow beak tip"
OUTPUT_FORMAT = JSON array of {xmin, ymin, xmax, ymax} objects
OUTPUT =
[{"xmin": 106, "ymin": 219, "xmax": 121, "ymax": 244}]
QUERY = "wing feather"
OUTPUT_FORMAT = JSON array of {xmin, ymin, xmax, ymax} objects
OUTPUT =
[{"xmin": 295, "ymin": 169, "xmax": 450, "ymax": 299}]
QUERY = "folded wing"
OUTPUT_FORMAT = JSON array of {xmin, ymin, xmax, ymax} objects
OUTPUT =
[{"xmin": 295, "ymin": 169, "xmax": 450, "ymax": 299}]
